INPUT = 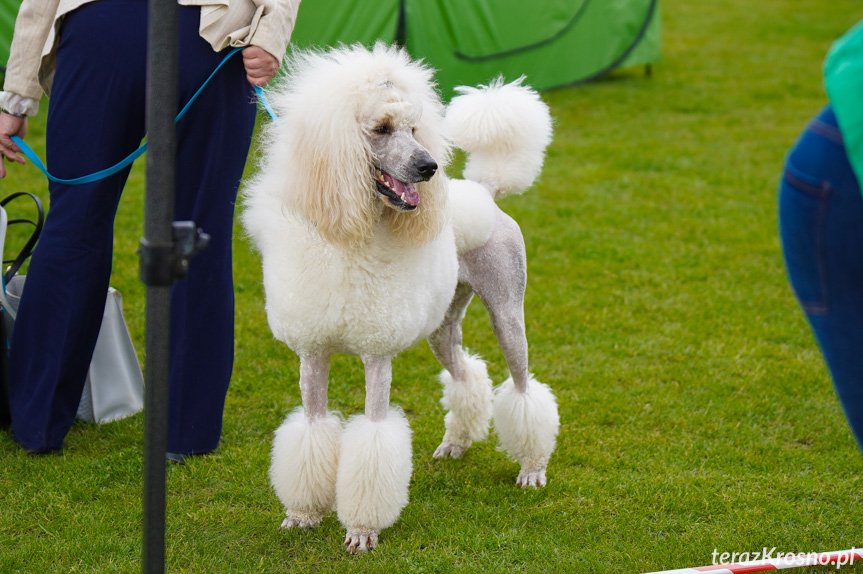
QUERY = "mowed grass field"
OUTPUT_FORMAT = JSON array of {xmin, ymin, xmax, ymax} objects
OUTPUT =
[{"xmin": 2, "ymin": 0, "xmax": 863, "ymax": 572}]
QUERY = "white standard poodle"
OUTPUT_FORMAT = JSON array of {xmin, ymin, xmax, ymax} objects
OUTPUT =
[{"xmin": 241, "ymin": 43, "xmax": 560, "ymax": 554}]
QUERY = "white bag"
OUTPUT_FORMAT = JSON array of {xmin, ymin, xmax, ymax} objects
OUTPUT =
[{"xmin": 78, "ymin": 287, "xmax": 145, "ymax": 423}]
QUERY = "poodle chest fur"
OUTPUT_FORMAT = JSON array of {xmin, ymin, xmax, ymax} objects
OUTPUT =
[{"xmin": 262, "ymin": 222, "xmax": 459, "ymax": 357}]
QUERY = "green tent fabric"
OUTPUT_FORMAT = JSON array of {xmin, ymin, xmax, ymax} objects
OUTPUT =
[
  {"xmin": 0, "ymin": 0, "xmax": 660, "ymax": 95},
  {"xmin": 290, "ymin": 0, "xmax": 660, "ymax": 95},
  {"xmin": 0, "ymin": 0, "xmax": 17, "ymax": 69}
]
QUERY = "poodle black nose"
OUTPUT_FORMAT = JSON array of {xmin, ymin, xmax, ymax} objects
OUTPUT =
[{"xmin": 415, "ymin": 156, "xmax": 438, "ymax": 180}]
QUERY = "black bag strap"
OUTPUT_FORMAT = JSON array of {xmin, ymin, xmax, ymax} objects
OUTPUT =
[{"xmin": 0, "ymin": 192, "xmax": 45, "ymax": 285}]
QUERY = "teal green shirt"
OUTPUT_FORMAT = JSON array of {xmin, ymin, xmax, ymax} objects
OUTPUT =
[{"xmin": 825, "ymin": 19, "xmax": 863, "ymax": 185}]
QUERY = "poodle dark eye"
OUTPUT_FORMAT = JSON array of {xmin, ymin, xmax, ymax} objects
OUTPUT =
[
  {"xmin": 374, "ymin": 125, "xmax": 391, "ymax": 135},
  {"xmin": 411, "ymin": 127, "xmax": 417, "ymax": 135}
]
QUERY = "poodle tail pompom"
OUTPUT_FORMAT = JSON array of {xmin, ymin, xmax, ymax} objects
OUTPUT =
[{"xmin": 445, "ymin": 77, "xmax": 553, "ymax": 199}]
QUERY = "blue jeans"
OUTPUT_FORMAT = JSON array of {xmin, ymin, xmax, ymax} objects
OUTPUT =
[
  {"xmin": 8, "ymin": 0, "xmax": 256, "ymax": 452},
  {"xmin": 779, "ymin": 105, "xmax": 863, "ymax": 451}
]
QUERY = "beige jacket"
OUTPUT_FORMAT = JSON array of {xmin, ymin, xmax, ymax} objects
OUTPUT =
[{"xmin": 1, "ymin": 0, "xmax": 300, "ymax": 114}]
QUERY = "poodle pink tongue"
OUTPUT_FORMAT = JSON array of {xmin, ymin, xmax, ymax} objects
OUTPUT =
[{"xmin": 381, "ymin": 172, "xmax": 420, "ymax": 206}]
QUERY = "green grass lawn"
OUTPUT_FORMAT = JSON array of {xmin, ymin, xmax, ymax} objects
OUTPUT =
[{"xmin": 2, "ymin": 0, "xmax": 863, "ymax": 572}]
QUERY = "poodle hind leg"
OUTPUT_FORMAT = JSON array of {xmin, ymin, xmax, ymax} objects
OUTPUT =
[
  {"xmin": 428, "ymin": 282, "xmax": 493, "ymax": 459},
  {"xmin": 465, "ymin": 212, "xmax": 560, "ymax": 487},
  {"xmin": 336, "ymin": 356, "xmax": 412, "ymax": 554},
  {"xmin": 270, "ymin": 354, "xmax": 342, "ymax": 529}
]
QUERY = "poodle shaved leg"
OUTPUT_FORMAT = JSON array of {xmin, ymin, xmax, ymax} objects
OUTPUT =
[
  {"xmin": 300, "ymin": 354, "xmax": 330, "ymax": 418},
  {"xmin": 428, "ymin": 282, "xmax": 493, "ymax": 459},
  {"xmin": 270, "ymin": 354, "xmax": 342, "ymax": 530},
  {"xmin": 466, "ymin": 213, "xmax": 560, "ymax": 488},
  {"xmin": 337, "ymin": 355, "xmax": 413, "ymax": 554},
  {"xmin": 483, "ymin": 292, "xmax": 558, "ymax": 488},
  {"xmin": 363, "ymin": 355, "xmax": 392, "ymax": 422}
]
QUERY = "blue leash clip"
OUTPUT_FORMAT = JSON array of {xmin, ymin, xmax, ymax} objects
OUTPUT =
[
  {"xmin": 253, "ymin": 85, "xmax": 279, "ymax": 126},
  {"xmin": 11, "ymin": 47, "xmax": 279, "ymax": 186}
]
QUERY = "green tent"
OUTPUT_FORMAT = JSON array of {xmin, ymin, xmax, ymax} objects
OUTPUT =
[
  {"xmin": 290, "ymin": 0, "xmax": 660, "ymax": 95},
  {"xmin": 1, "ymin": 0, "xmax": 660, "ymax": 95}
]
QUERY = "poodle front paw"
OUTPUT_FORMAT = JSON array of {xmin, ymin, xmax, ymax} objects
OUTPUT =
[
  {"xmin": 433, "ymin": 440, "xmax": 469, "ymax": 459},
  {"xmin": 344, "ymin": 528, "xmax": 378, "ymax": 554},
  {"xmin": 516, "ymin": 467, "xmax": 547, "ymax": 488},
  {"xmin": 279, "ymin": 510, "xmax": 322, "ymax": 530}
]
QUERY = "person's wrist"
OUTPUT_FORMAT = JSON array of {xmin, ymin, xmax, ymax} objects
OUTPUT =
[{"xmin": 1, "ymin": 108, "xmax": 26, "ymax": 118}]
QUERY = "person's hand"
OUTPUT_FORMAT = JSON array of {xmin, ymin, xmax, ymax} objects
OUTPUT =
[
  {"xmin": 0, "ymin": 112, "xmax": 27, "ymax": 179},
  {"xmin": 243, "ymin": 46, "xmax": 279, "ymax": 87}
]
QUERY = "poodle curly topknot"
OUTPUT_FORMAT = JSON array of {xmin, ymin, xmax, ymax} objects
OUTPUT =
[{"xmin": 242, "ymin": 43, "xmax": 559, "ymax": 554}]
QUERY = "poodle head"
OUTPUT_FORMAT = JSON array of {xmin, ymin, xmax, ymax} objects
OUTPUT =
[
  {"xmin": 259, "ymin": 43, "xmax": 452, "ymax": 250},
  {"xmin": 366, "ymin": 87, "xmax": 438, "ymax": 213}
]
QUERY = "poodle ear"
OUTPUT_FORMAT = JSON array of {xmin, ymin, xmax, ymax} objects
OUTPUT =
[{"xmin": 281, "ymin": 105, "xmax": 377, "ymax": 249}]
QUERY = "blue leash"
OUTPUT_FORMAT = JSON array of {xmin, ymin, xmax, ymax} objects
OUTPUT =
[{"xmin": 10, "ymin": 47, "xmax": 278, "ymax": 186}]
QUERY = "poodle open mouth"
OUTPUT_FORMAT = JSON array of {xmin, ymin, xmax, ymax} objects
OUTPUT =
[{"xmin": 375, "ymin": 169, "xmax": 419, "ymax": 210}]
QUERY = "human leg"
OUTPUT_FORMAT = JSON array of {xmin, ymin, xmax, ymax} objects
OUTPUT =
[
  {"xmin": 8, "ymin": 1, "xmax": 148, "ymax": 451},
  {"xmin": 165, "ymin": 8, "xmax": 257, "ymax": 455},
  {"xmin": 779, "ymin": 105, "xmax": 863, "ymax": 450}
]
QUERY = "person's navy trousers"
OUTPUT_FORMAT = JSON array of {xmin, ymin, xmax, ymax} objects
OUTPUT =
[
  {"xmin": 8, "ymin": 0, "xmax": 257, "ymax": 453},
  {"xmin": 780, "ymin": 105, "xmax": 863, "ymax": 451}
]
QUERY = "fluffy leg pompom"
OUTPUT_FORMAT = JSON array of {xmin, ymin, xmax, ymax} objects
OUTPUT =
[
  {"xmin": 492, "ymin": 376, "xmax": 560, "ymax": 488},
  {"xmin": 270, "ymin": 408, "xmax": 342, "ymax": 529},
  {"xmin": 434, "ymin": 351, "xmax": 493, "ymax": 459},
  {"xmin": 336, "ymin": 408, "xmax": 413, "ymax": 554}
]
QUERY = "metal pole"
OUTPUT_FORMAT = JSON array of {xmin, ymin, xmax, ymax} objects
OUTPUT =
[{"xmin": 142, "ymin": 0, "xmax": 178, "ymax": 571}]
